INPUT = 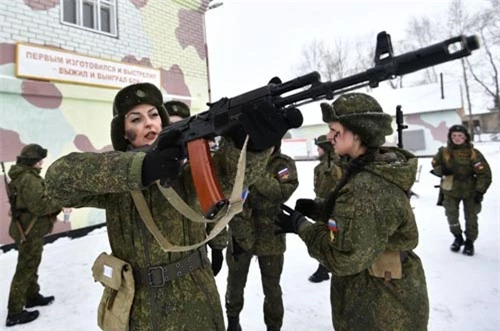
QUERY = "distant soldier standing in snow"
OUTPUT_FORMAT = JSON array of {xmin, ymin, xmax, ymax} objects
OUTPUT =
[
  {"xmin": 307, "ymin": 133, "xmax": 342, "ymax": 283},
  {"xmin": 6, "ymin": 144, "xmax": 63, "ymax": 327},
  {"xmin": 431, "ymin": 124, "xmax": 492, "ymax": 256},
  {"xmin": 276, "ymin": 93, "xmax": 429, "ymax": 331},
  {"xmin": 225, "ymin": 142, "xmax": 298, "ymax": 331}
]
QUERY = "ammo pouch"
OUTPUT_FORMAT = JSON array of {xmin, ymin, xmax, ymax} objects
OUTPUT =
[
  {"xmin": 441, "ymin": 175, "xmax": 454, "ymax": 191},
  {"xmin": 368, "ymin": 250, "xmax": 403, "ymax": 281},
  {"xmin": 92, "ymin": 252, "xmax": 135, "ymax": 331}
]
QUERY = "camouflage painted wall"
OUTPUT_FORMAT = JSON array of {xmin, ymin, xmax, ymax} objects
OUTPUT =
[{"xmin": 0, "ymin": 0, "xmax": 210, "ymax": 245}]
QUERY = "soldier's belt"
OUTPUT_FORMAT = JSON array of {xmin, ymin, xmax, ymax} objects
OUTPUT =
[{"xmin": 136, "ymin": 246, "xmax": 209, "ymax": 288}]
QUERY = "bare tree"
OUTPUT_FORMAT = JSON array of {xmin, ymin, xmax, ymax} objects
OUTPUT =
[
  {"xmin": 446, "ymin": 0, "xmax": 476, "ymax": 135},
  {"xmin": 294, "ymin": 37, "xmax": 370, "ymax": 83},
  {"xmin": 401, "ymin": 16, "xmax": 444, "ymax": 85},
  {"xmin": 464, "ymin": 0, "xmax": 500, "ymax": 111}
]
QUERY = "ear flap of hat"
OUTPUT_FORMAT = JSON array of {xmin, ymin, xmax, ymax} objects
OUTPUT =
[
  {"xmin": 321, "ymin": 102, "xmax": 336, "ymax": 123},
  {"xmin": 111, "ymin": 116, "xmax": 127, "ymax": 151},
  {"xmin": 340, "ymin": 113, "xmax": 393, "ymax": 147}
]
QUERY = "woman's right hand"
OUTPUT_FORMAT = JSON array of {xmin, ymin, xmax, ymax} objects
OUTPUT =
[{"xmin": 141, "ymin": 129, "xmax": 184, "ymax": 186}]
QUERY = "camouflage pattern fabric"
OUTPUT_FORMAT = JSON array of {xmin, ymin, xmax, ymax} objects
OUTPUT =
[
  {"xmin": 45, "ymin": 139, "xmax": 270, "ymax": 331},
  {"xmin": 224, "ymin": 245, "xmax": 284, "ymax": 330},
  {"xmin": 431, "ymin": 143, "xmax": 492, "ymax": 241},
  {"xmin": 7, "ymin": 163, "xmax": 61, "ymax": 315},
  {"xmin": 298, "ymin": 147, "xmax": 429, "ymax": 331},
  {"xmin": 225, "ymin": 151, "xmax": 297, "ymax": 330},
  {"xmin": 232, "ymin": 152, "xmax": 298, "ymax": 255},
  {"xmin": 314, "ymin": 153, "xmax": 342, "ymax": 199}
]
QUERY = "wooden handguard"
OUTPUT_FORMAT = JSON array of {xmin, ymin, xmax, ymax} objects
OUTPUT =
[{"xmin": 187, "ymin": 139, "xmax": 228, "ymax": 219}]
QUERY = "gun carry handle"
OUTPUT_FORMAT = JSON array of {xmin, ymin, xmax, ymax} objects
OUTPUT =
[{"xmin": 187, "ymin": 139, "xmax": 228, "ymax": 219}]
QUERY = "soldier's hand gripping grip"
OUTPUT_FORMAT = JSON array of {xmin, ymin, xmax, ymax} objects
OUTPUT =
[{"xmin": 187, "ymin": 139, "xmax": 227, "ymax": 219}]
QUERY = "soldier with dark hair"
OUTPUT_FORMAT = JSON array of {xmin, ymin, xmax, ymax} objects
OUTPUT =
[
  {"xmin": 225, "ymin": 142, "xmax": 298, "ymax": 331},
  {"xmin": 45, "ymin": 82, "xmax": 293, "ymax": 331},
  {"xmin": 308, "ymin": 134, "xmax": 342, "ymax": 283},
  {"xmin": 431, "ymin": 124, "xmax": 491, "ymax": 256},
  {"xmin": 6, "ymin": 144, "xmax": 63, "ymax": 327},
  {"xmin": 277, "ymin": 93, "xmax": 429, "ymax": 331}
]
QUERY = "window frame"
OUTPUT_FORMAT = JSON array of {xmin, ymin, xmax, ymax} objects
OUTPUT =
[{"xmin": 60, "ymin": 0, "xmax": 118, "ymax": 37}]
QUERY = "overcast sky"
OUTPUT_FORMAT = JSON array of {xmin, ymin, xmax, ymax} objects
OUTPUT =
[{"xmin": 204, "ymin": 0, "xmax": 485, "ymax": 102}]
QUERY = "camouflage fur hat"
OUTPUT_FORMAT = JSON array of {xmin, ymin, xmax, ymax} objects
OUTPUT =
[
  {"xmin": 314, "ymin": 134, "xmax": 333, "ymax": 153},
  {"xmin": 321, "ymin": 93, "xmax": 393, "ymax": 147},
  {"xmin": 448, "ymin": 124, "xmax": 471, "ymax": 144},
  {"xmin": 164, "ymin": 100, "xmax": 191, "ymax": 119},
  {"xmin": 111, "ymin": 83, "xmax": 169, "ymax": 151},
  {"xmin": 17, "ymin": 144, "xmax": 47, "ymax": 166}
]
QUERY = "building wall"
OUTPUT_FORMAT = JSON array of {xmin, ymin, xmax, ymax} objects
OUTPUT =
[
  {"xmin": 394, "ymin": 109, "xmax": 463, "ymax": 156},
  {"xmin": 0, "ymin": 0, "xmax": 210, "ymax": 245}
]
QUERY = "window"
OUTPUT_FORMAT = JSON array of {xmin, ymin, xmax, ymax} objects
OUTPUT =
[
  {"xmin": 402, "ymin": 129, "xmax": 426, "ymax": 151},
  {"xmin": 61, "ymin": 0, "xmax": 117, "ymax": 36}
]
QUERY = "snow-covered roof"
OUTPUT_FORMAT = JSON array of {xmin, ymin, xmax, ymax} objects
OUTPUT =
[
  {"xmin": 370, "ymin": 81, "xmax": 463, "ymax": 115},
  {"xmin": 298, "ymin": 81, "xmax": 463, "ymax": 126}
]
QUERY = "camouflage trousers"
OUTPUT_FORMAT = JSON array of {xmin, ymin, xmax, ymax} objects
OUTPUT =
[
  {"xmin": 443, "ymin": 194, "xmax": 481, "ymax": 241},
  {"xmin": 225, "ymin": 247, "xmax": 284, "ymax": 330},
  {"xmin": 7, "ymin": 234, "xmax": 44, "ymax": 315}
]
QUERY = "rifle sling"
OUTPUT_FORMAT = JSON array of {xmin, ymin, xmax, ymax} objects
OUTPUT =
[
  {"xmin": 130, "ymin": 137, "xmax": 249, "ymax": 253},
  {"xmin": 23, "ymin": 215, "xmax": 38, "ymax": 237},
  {"xmin": 14, "ymin": 214, "xmax": 37, "ymax": 243}
]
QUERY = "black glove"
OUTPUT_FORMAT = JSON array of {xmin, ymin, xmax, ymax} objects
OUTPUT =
[
  {"xmin": 294, "ymin": 199, "xmax": 315, "ymax": 218},
  {"xmin": 276, "ymin": 204, "xmax": 307, "ymax": 234},
  {"xmin": 429, "ymin": 169, "xmax": 440, "ymax": 178},
  {"xmin": 229, "ymin": 100, "xmax": 303, "ymax": 151},
  {"xmin": 473, "ymin": 191, "xmax": 484, "ymax": 204},
  {"xmin": 441, "ymin": 167, "xmax": 453, "ymax": 176},
  {"xmin": 211, "ymin": 249, "xmax": 224, "ymax": 276},
  {"xmin": 141, "ymin": 129, "xmax": 184, "ymax": 186}
]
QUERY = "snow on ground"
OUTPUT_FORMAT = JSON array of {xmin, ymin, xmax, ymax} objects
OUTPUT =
[{"xmin": 1, "ymin": 141, "xmax": 499, "ymax": 330}]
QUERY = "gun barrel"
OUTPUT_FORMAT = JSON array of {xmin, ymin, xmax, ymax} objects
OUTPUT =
[
  {"xmin": 390, "ymin": 35, "xmax": 479, "ymax": 77},
  {"xmin": 275, "ymin": 34, "xmax": 479, "ymax": 107}
]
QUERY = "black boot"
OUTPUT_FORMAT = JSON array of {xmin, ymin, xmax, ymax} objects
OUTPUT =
[
  {"xmin": 308, "ymin": 264, "xmax": 329, "ymax": 283},
  {"xmin": 463, "ymin": 239, "xmax": 474, "ymax": 256},
  {"xmin": 6, "ymin": 309, "xmax": 39, "ymax": 327},
  {"xmin": 450, "ymin": 235, "xmax": 464, "ymax": 252},
  {"xmin": 25, "ymin": 293, "xmax": 55, "ymax": 308},
  {"xmin": 227, "ymin": 316, "xmax": 242, "ymax": 331}
]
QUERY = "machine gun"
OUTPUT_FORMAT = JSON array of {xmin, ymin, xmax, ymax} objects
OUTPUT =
[{"xmin": 161, "ymin": 31, "xmax": 479, "ymax": 219}]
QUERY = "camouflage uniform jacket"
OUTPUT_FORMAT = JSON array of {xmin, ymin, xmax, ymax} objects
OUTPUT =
[
  {"xmin": 45, "ymin": 139, "xmax": 270, "ymax": 331},
  {"xmin": 298, "ymin": 147, "xmax": 429, "ymax": 331},
  {"xmin": 8, "ymin": 164, "xmax": 61, "ymax": 242},
  {"xmin": 314, "ymin": 153, "xmax": 342, "ymax": 199},
  {"xmin": 233, "ymin": 152, "xmax": 298, "ymax": 256},
  {"xmin": 431, "ymin": 143, "xmax": 491, "ymax": 197}
]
